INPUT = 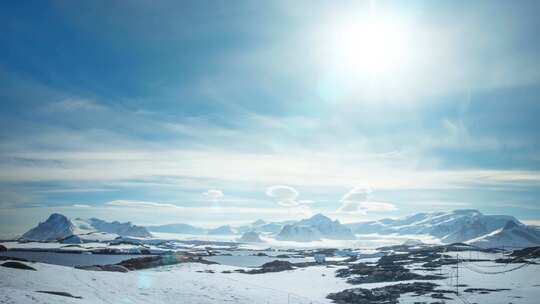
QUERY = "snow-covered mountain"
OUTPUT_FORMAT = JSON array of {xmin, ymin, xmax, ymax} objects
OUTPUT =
[
  {"xmin": 147, "ymin": 223, "xmax": 207, "ymax": 235},
  {"xmin": 237, "ymin": 231, "xmax": 264, "ymax": 243},
  {"xmin": 21, "ymin": 213, "xmax": 76, "ymax": 241},
  {"xmin": 467, "ymin": 221, "xmax": 540, "ymax": 249},
  {"xmin": 346, "ymin": 209, "xmax": 522, "ymax": 244},
  {"xmin": 252, "ymin": 219, "xmax": 266, "ymax": 226},
  {"xmin": 86, "ymin": 218, "xmax": 151, "ymax": 238},
  {"xmin": 236, "ymin": 219, "xmax": 295, "ymax": 234},
  {"xmin": 20, "ymin": 214, "xmax": 152, "ymax": 241},
  {"xmin": 276, "ymin": 225, "xmax": 321, "ymax": 242},
  {"xmin": 276, "ymin": 214, "xmax": 355, "ymax": 242},
  {"xmin": 207, "ymin": 225, "xmax": 236, "ymax": 235}
]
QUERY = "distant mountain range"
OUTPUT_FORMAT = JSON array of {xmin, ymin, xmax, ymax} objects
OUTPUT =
[
  {"xmin": 146, "ymin": 223, "xmax": 207, "ymax": 235},
  {"xmin": 19, "ymin": 209, "xmax": 540, "ymax": 248},
  {"xmin": 147, "ymin": 219, "xmax": 295, "ymax": 235},
  {"xmin": 20, "ymin": 213, "xmax": 152, "ymax": 242},
  {"xmin": 343, "ymin": 209, "xmax": 536, "ymax": 246}
]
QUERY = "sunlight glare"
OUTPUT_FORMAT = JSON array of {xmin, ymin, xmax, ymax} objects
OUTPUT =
[{"xmin": 332, "ymin": 16, "xmax": 410, "ymax": 76}]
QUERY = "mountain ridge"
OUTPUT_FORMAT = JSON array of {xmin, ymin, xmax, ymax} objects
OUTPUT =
[
  {"xmin": 345, "ymin": 209, "xmax": 525, "ymax": 244},
  {"xmin": 20, "ymin": 214, "xmax": 152, "ymax": 241}
]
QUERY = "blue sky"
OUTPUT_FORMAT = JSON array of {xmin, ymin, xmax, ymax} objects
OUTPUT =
[{"xmin": 1, "ymin": 1, "xmax": 540, "ymax": 236}]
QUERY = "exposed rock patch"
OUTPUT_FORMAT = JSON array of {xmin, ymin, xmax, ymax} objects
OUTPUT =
[
  {"xmin": 36, "ymin": 291, "xmax": 82, "ymax": 299},
  {"xmin": 77, "ymin": 264, "xmax": 129, "ymax": 273},
  {"xmin": 463, "ymin": 288, "xmax": 511, "ymax": 294},
  {"xmin": 336, "ymin": 259, "xmax": 442, "ymax": 284},
  {"xmin": 1, "ymin": 261, "xmax": 37, "ymax": 271},
  {"xmin": 510, "ymin": 246, "xmax": 540, "ymax": 258},
  {"xmin": 238, "ymin": 260, "xmax": 294, "ymax": 274},
  {"xmin": 327, "ymin": 282, "xmax": 453, "ymax": 304}
]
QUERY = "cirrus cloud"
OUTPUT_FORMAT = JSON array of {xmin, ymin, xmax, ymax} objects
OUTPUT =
[{"xmin": 105, "ymin": 200, "xmax": 178, "ymax": 208}]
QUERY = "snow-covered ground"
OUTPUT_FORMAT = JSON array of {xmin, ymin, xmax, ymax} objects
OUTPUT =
[
  {"xmin": 400, "ymin": 260, "xmax": 540, "ymax": 303},
  {"xmin": 0, "ymin": 261, "xmax": 348, "ymax": 304},
  {"xmin": 1, "ymin": 253, "xmax": 539, "ymax": 303}
]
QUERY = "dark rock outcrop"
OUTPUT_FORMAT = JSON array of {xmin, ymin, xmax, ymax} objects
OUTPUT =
[
  {"xmin": 240, "ymin": 260, "xmax": 294, "ymax": 274},
  {"xmin": 77, "ymin": 264, "xmax": 129, "ymax": 273},
  {"xmin": 463, "ymin": 288, "xmax": 511, "ymax": 294},
  {"xmin": 36, "ymin": 291, "xmax": 82, "ymax": 299},
  {"xmin": 510, "ymin": 246, "xmax": 540, "ymax": 259},
  {"xmin": 327, "ymin": 282, "xmax": 443, "ymax": 304},
  {"xmin": 336, "ymin": 260, "xmax": 442, "ymax": 284},
  {"xmin": 1, "ymin": 261, "xmax": 37, "ymax": 271}
]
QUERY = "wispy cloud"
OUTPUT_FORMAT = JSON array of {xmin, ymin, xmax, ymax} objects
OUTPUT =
[
  {"xmin": 72, "ymin": 204, "xmax": 91, "ymax": 208},
  {"xmin": 43, "ymin": 98, "xmax": 107, "ymax": 112},
  {"xmin": 105, "ymin": 200, "xmax": 179, "ymax": 209}
]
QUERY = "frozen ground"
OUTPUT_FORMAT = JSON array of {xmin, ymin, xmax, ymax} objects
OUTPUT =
[
  {"xmin": 1, "ymin": 238, "xmax": 539, "ymax": 304},
  {"xmin": 0, "ymin": 261, "xmax": 348, "ymax": 304},
  {"xmin": 2, "ymin": 254, "xmax": 539, "ymax": 304},
  {"xmin": 399, "ymin": 260, "xmax": 540, "ymax": 304}
]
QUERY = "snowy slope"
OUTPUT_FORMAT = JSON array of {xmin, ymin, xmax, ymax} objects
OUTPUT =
[
  {"xmin": 0, "ymin": 261, "xmax": 348, "ymax": 304},
  {"xmin": 468, "ymin": 221, "xmax": 540, "ymax": 249}
]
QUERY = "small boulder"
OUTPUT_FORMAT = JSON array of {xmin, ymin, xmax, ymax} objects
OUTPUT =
[
  {"xmin": 78, "ymin": 264, "xmax": 130, "ymax": 273},
  {"xmin": 36, "ymin": 291, "xmax": 82, "ymax": 299},
  {"xmin": 1, "ymin": 261, "xmax": 37, "ymax": 271},
  {"xmin": 100, "ymin": 264, "xmax": 129, "ymax": 273},
  {"xmin": 262, "ymin": 260, "xmax": 294, "ymax": 271}
]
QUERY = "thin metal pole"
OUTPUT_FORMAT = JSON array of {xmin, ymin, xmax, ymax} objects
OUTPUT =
[{"xmin": 456, "ymin": 252, "xmax": 459, "ymax": 296}]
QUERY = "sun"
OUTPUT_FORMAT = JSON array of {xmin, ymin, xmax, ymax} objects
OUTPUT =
[{"xmin": 331, "ymin": 16, "xmax": 410, "ymax": 76}]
